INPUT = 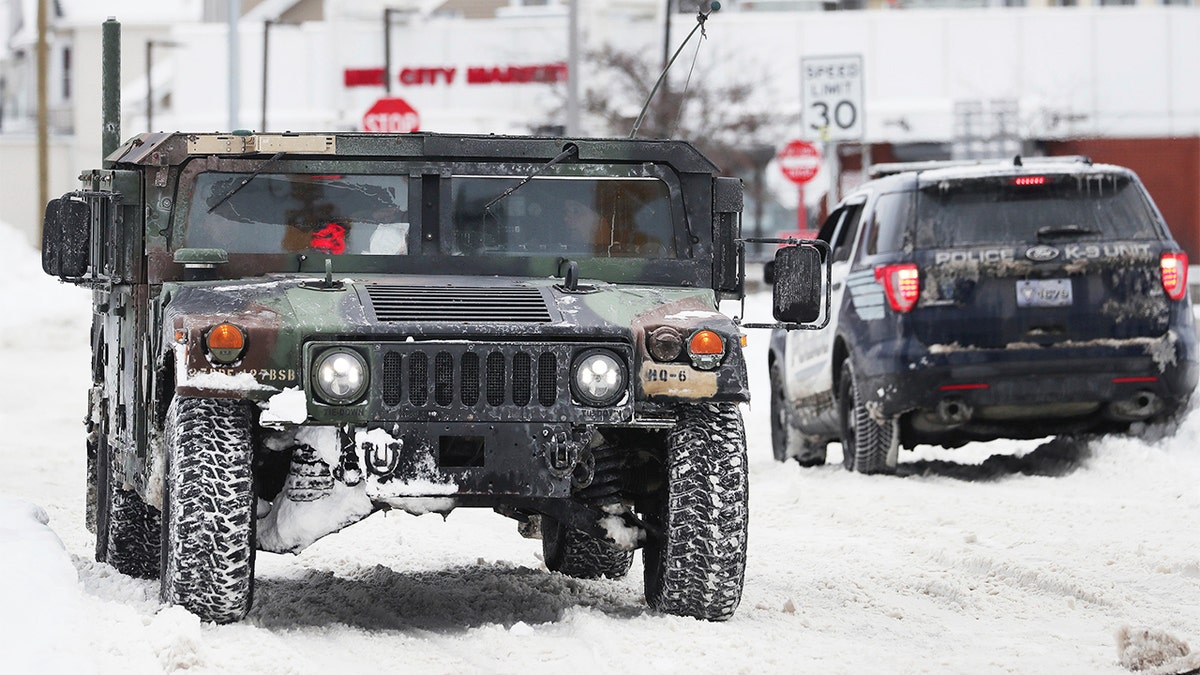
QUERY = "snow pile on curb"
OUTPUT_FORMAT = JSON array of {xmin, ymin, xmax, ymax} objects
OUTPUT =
[{"xmin": 0, "ymin": 498, "xmax": 90, "ymax": 673}]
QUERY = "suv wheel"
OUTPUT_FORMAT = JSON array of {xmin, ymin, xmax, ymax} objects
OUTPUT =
[
  {"xmin": 541, "ymin": 516, "xmax": 634, "ymax": 579},
  {"xmin": 643, "ymin": 403, "xmax": 747, "ymax": 621},
  {"xmin": 837, "ymin": 360, "xmax": 898, "ymax": 474},
  {"xmin": 161, "ymin": 397, "xmax": 256, "ymax": 624},
  {"xmin": 95, "ymin": 434, "xmax": 162, "ymax": 578},
  {"xmin": 770, "ymin": 361, "xmax": 827, "ymax": 466}
]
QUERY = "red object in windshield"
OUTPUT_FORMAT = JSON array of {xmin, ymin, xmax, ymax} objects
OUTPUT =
[{"xmin": 312, "ymin": 223, "xmax": 347, "ymax": 255}]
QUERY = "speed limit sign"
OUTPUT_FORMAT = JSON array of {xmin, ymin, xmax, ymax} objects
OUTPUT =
[{"xmin": 801, "ymin": 55, "xmax": 864, "ymax": 142}]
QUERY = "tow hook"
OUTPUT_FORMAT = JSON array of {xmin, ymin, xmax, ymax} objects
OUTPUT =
[
  {"xmin": 538, "ymin": 426, "xmax": 593, "ymax": 479},
  {"xmin": 362, "ymin": 434, "xmax": 402, "ymax": 477}
]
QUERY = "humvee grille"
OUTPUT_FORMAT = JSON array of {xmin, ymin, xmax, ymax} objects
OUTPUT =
[
  {"xmin": 380, "ymin": 345, "xmax": 561, "ymax": 412},
  {"xmin": 368, "ymin": 342, "xmax": 628, "ymax": 422},
  {"xmin": 366, "ymin": 285, "xmax": 552, "ymax": 323}
]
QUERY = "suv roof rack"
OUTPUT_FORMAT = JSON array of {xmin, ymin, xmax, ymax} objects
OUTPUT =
[{"xmin": 868, "ymin": 155, "xmax": 1093, "ymax": 179}]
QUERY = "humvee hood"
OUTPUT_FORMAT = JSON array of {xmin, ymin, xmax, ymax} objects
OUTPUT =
[
  {"xmin": 165, "ymin": 274, "xmax": 743, "ymax": 400},
  {"xmin": 169, "ymin": 274, "xmax": 730, "ymax": 340}
]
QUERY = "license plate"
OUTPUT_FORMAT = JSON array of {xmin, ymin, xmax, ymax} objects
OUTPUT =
[{"xmin": 1016, "ymin": 278, "xmax": 1073, "ymax": 307}]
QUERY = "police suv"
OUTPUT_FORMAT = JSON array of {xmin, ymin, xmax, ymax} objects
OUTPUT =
[{"xmin": 768, "ymin": 156, "xmax": 1198, "ymax": 473}]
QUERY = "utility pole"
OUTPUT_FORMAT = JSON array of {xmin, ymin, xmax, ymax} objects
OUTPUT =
[
  {"xmin": 228, "ymin": 0, "xmax": 241, "ymax": 131},
  {"xmin": 565, "ymin": 0, "xmax": 579, "ymax": 135},
  {"xmin": 383, "ymin": 8, "xmax": 404, "ymax": 96},
  {"xmin": 261, "ymin": 19, "xmax": 277, "ymax": 132},
  {"xmin": 36, "ymin": 0, "xmax": 48, "ymax": 242},
  {"xmin": 146, "ymin": 40, "xmax": 180, "ymax": 132}
]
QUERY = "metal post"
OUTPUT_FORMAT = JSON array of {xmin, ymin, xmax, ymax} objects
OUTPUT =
[
  {"xmin": 145, "ymin": 40, "xmax": 152, "ymax": 131},
  {"xmin": 102, "ymin": 18, "xmax": 121, "ymax": 162},
  {"xmin": 261, "ymin": 19, "xmax": 271, "ymax": 131},
  {"xmin": 565, "ymin": 0, "xmax": 579, "ymax": 135},
  {"xmin": 383, "ymin": 9, "xmax": 397, "ymax": 96},
  {"xmin": 825, "ymin": 142, "xmax": 840, "ymax": 215},
  {"xmin": 36, "ymin": 0, "xmax": 48, "ymax": 242},
  {"xmin": 662, "ymin": 0, "xmax": 672, "ymax": 72},
  {"xmin": 228, "ymin": 0, "xmax": 241, "ymax": 131},
  {"xmin": 145, "ymin": 40, "xmax": 180, "ymax": 133}
]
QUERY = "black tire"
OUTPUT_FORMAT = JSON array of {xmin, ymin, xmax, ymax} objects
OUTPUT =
[
  {"xmin": 86, "ymin": 425, "xmax": 98, "ymax": 534},
  {"xmin": 542, "ymin": 516, "xmax": 634, "ymax": 580},
  {"xmin": 770, "ymin": 361, "xmax": 827, "ymax": 467},
  {"xmin": 837, "ymin": 360, "xmax": 897, "ymax": 474},
  {"xmin": 95, "ymin": 434, "xmax": 161, "ymax": 579},
  {"xmin": 643, "ymin": 402, "xmax": 748, "ymax": 621},
  {"xmin": 161, "ymin": 397, "xmax": 256, "ymax": 624}
]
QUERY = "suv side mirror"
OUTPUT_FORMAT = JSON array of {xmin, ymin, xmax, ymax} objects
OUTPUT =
[
  {"xmin": 42, "ymin": 197, "xmax": 91, "ymax": 279},
  {"xmin": 772, "ymin": 245, "xmax": 822, "ymax": 324}
]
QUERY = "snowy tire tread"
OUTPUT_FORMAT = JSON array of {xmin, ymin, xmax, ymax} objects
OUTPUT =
[
  {"xmin": 645, "ymin": 402, "xmax": 748, "ymax": 621},
  {"xmin": 543, "ymin": 518, "xmax": 634, "ymax": 580},
  {"xmin": 162, "ymin": 397, "xmax": 256, "ymax": 624}
]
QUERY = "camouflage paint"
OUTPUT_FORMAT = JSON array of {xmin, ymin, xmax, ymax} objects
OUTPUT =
[{"xmin": 51, "ymin": 131, "xmax": 752, "ymax": 534}]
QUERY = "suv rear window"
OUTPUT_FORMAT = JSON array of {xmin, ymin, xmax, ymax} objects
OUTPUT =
[{"xmin": 913, "ymin": 173, "xmax": 1161, "ymax": 248}]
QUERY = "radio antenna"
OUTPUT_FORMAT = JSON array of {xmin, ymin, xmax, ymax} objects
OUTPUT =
[{"xmin": 629, "ymin": 2, "xmax": 720, "ymax": 139}]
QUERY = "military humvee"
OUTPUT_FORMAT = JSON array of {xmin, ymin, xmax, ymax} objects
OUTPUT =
[{"xmin": 41, "ymin": 24, "xmax": 824, "ymax": 626}]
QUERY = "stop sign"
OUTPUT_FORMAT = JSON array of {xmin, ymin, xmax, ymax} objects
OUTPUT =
[
  {"xmin": 362, "ymin": 97, "xmax": 420, "ymax": 133},
  {"xmin": 777, "ymin": 140, "xmax": 822, "ymax": 185}
]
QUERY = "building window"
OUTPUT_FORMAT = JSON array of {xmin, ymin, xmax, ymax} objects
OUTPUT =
[
  {"xmin": 1098, "ymin": 0, "xmax": 1135, "ymax": 5},
  {"xmin": 1160, "ymin": 0, "xmax": 1193, "ymax": 6},
  {"xmin": 1048, "ymin": 0, "xmax": 1078, "ymax": 6},
  {"xmin": 62, "ymin": 46, "xmax": 71, "ymax": 100}
]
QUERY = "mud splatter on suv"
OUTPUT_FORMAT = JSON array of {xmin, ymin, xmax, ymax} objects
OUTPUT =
[{"xmin": 768, "ymin": 156, "xmax": 1198, "ymax": 473}]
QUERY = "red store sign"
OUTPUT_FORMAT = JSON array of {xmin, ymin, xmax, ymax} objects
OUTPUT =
[{"xmin": 344, "ymin": 62, "xmax": 567, "ymax": 88}]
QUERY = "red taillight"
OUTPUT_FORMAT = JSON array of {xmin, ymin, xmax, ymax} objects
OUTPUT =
[
  {"xmin": 1161, "ymin": 251, "xmax": 1188, "ymax": 301},
  {"xmin": 939, "ymin": 383, "xmax": 989, "ymax": 391},
  {"xmin": 875, "ymin": 263, "xmax": 920, "ymax": 313},
  {"xmin": 1012, "ymin": 175, "xmax": 1047, "ymax": 186}
]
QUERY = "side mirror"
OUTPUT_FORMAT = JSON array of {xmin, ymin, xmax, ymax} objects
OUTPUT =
[
  {"xmin": 772, "ymin": 245, "xmax": 822, "ymax": 324},
  {"xmin": 42, "ymin": 197, "xmax": 91, "ymax": 279}
]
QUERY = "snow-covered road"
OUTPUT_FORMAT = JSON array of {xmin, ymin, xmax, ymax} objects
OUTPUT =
[{"xmin": 2, "ymin": 222, "xmax": 1198, "ymax": 674}]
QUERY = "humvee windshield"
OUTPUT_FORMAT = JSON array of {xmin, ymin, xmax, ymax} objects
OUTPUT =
[{"xmin": 183, "ymin": 172, "xmax": 677, "ymax": 259}]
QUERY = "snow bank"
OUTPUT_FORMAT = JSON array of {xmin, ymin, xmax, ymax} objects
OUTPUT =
[{"xmin": 0, "ymin": 499, "xmax": 90, "ymax": 673}]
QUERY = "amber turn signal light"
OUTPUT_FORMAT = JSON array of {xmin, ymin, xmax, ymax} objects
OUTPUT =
[
  {"xmin": 689, "ymin": 329, "xmax": 724, "ymax": 355},
  {"xmin": 206, "ymin": 323, "xmax": 246, "ymax": 363}
]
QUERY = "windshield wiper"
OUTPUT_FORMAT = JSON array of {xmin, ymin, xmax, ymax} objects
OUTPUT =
[
  {"xmin": 482, "ymin": 143, "xmax": 579, "ymax": 214},
  {"xmin": 206, "ymin": 151, "xmax": 286, "ymax": 214},
  {"xmin": 1036, "ymin": 224, "xmax": 1097, "ymax": 240}
]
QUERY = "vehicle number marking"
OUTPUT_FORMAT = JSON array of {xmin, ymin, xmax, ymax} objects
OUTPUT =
[
  {"xmin": 188, "ymin": 367, "xmax": 297, "ymax": 382},
  {"xmin": 640, "ymin": 363, "xmax": 717, "ymax": 398},
  {"xmin": 1016, "ymin": 279, "xmax": 1073, "ymax": 308},
  {"xmin": 645, "ymin": 368, "xmax": 687, "ymax": 383}
]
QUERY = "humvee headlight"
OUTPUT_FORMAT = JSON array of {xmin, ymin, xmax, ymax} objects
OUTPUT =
[
  {"xmin": 571, "ymin": 350, "xmax": 627, "ymax": 407},
  {"xmin": 647, "ymin": 326, "xmax": 684, "ymax": 362},
  {"xmin": 312, "ymin": 348, "xmax": 368, "ymax": 405},
  {"xmin": 687, "ymin": 329, "xmax": 725, "ymax": 371},
  {"xmin": 205, "ymin": 323, "xmax": 246, "ymax": 364}
]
